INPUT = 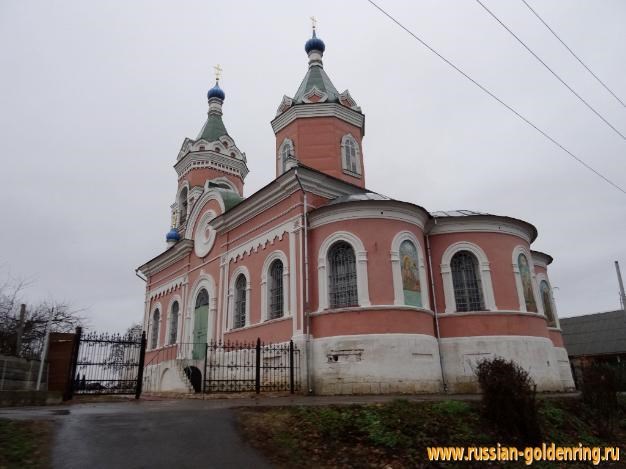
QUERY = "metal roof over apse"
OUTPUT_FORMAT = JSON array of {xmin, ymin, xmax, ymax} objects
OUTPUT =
[{"xmin": 560, "ymin": 310, "xmax": 626, "ymax": 357}]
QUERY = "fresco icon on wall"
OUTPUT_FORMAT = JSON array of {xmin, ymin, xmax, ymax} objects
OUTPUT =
[
  {"xmin": 540, "ymin": 280, "xmax": 555, "ymax": 325},
  {"xmin": 400, "ymin": 240, "xmax": 421, "ymax": 307},
  {"xmin": 518, "ymin": 254, "xmax": 537, "ymax": 312}
]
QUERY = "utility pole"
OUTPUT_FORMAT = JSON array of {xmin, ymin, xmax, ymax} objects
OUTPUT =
[
  {"xmin": 616, "ymin": 261, "xmax": 626, "ymax": 311},
  {"xmin": 15, "ymin": 304, "xmax": 26, "ymax": 357}
]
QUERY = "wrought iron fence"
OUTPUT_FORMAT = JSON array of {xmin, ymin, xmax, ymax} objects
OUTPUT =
[
  {"xmin": 70, "ymin": 327, "xmax": 146, "ymax": 398},
  {"xmin": 141, "ymin": 339, "xmax": 301, "ymax": 395}
]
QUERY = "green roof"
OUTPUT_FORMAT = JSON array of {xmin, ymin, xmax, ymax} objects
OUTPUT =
[
  {"xmin": 293, "ymin": 65, "xmax": 340, "ymax": 103},
  {"xmin": 197, "ymin": 113, "xmax": 229, "ymax": 142},
  {"xmin": 214, "ymin": 188, "xmax": 244, "ymax": 211}
]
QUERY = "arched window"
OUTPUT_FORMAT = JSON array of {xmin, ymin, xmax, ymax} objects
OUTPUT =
[
  {"xmin": 169, "ymin": 301, "xmax": 179, "ymax": 345},
  {"xmin": 399, "ymin": 240, "xmax": 422, "ymax": 307},
  {"xmin": 150, "ymin": 309, "xmax": 160, "ymax": 349},
  {"xmin": 328, "ymin": 241, "xmax": 358, "ymax": 308},
  {"xmin": 179, "ymin": 187, "xmax": 188, "ymax": 224},
  {"xmin": 450, "ymin": 251, "xmax": 484, "ymax": 312},
  {"xmin": 341, "ymin": 135, "xmax": 360, "ymax": 175},
  {"xmin": 278, "ymin": 139, "xmax": 294, "ymax": 173},
  {"xmin": 234, "ymin": 274, "xmax": 247, "ymax": 328},
  {"xmin": 540, "ymin": 280, "xmax": 555, "ymax": 326},
  {"xmin": 518, "ymin": 254, "xmax": 537, "ymax": 312},
  {"xmin": 268, "ymin": 260, "xmax": 284, "ymax": 319}
]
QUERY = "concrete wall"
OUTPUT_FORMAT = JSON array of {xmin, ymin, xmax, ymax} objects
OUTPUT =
[
  {"xmin": 310, "ymin": 334, "xmax": 443, "ymax": 395},
  {"xmin": 0, "ymin": 355, "xmax": 47, "ymax": 391}
]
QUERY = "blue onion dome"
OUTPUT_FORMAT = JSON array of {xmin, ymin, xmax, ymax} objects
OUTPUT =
[
  {"xmin": 305, "ymin": 30, "xmax": 325, "ymax": 54},
  {"xmin": 166, "ymin": 227, "xmax": 180, "ymax": 242},
  {"xmin": 207, "ymin": 81, "xmax": 225, "ymax": 100}
]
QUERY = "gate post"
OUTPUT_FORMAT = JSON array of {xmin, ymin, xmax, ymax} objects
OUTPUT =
[
  {"xmin": 289, "ymin": 340, "xmax": 295, "ymax": 394},
  {"xmin": 255, "ymin": 338, "xmax": 261, "ymax": 394},
  {"xmin": 135, "ymin": 332, "xmax": 146, "ymax": 399},
  {"xmin": 203, "ymin": 342, "xmax": 208, "ymax": 394},
  {"xmin": 65, "ymin": 326, "xmax": 82, "ymax": 401}
]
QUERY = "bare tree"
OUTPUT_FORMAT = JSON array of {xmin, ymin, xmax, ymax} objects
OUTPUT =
[{"xmin": 0, "ymin": 272, "xmax": 85, "ymax": 357}]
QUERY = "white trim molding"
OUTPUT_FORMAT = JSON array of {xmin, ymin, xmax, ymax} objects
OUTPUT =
[
  {"xmin": 271, "ymin": 102, "xmax": 364, "ymax": 134},
  {"xmin": 260, "ymin": 250, "xmax": 290, "ymax": 321},
  {"xmin": 147, "ymin": 274, "xmax": 187, "ymax": 301},
  {"xmin": 309, "ymin": 201, "xmax": 429, "ymax": 230},
  {"xmin": 317, "ymin": 231, "xmax": 370, "ymax": 311},
  {"xmin": 193, "ymin": 210, "xmax": 217, "ymax": 258},
  {"xmin": 228, "ymin": 265, "xmax": 251, "ymax": 330},
  {"xmin": 390, "ymin": 231, "xmax": 430, "ymax": 310},
  {"xmin": 440, "ymin": 241, "xmax": 496, "ymax": 313},
  {"xmin": 428, "ymin": 217, "xmax": 534, "ymax": 243},
  {"xmin": 512, "ymin": 245, "xmax": 541, "ymax": 314},
  {"xmin": 184, "ymin": 192, "xmax": 226, "ymax": 239}
]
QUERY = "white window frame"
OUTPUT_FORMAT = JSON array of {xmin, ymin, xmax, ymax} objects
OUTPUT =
[
  {"xmin": 165, "ymin": 296, "xmax": 182, "ymax": 345},
  {"xmin": 340, "ymin": 134, "xmax": 362, "ymax": 177},
  {"xmin": 277, "ymin": 138, "xmax": 294, "ymax": 175},
  {"xmin": 440, "ymin": 242, "xmax": 496, "ymax": 313},
  {"xmin": 390, "ymin": 231, "xmax": 430, "ymax": 310},
  {"xmin": 512, "ymin": 245, "xmax": 542, "ymax": 314},
  {"xmin": 536, "ymin": 273, "xmax": 559, "ymax": 327},
  {"xmin": 317, "ymin": 231, "xmax": 370, "ymax": 311},
  {"xmin": 260, "ymin": 250, "xmax": 290, "ymax": 321},
  {"xmin": 176, "ymin": 182, "xmax": 190, "ymax": 225},
  {"xmin": 149, "ymin": 303, "xmax": 162, "ymax": 350},
  {"xmin": 228, "ymin": 266, "xmax": 251, "ymax": 329}
]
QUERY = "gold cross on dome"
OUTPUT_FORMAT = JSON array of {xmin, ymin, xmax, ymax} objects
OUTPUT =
[
  {"xmin": 214, "ymin": 64, "xmax": 223, "ymax": 82},
  {"xmin": 310, "ymin": 16, "xmax": 317, "ymax": 31}
]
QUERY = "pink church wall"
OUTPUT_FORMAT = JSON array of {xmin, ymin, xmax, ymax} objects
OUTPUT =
[
  {"xmin": 276, "ymin": 117, "xmax": 365, "ymax": 187},
  {"xmin": 438, "ymin": 313, "xmax": 549, "ymax": 339},
  {"xmin": 311, "ymin": 308, "xmax": 435, "ymax": 338},
  {"xmin": 307, "ymin": 218, "xmax": 427, "ymax": 312},
  {"xmin": 429, "ymin": 232, "xmax": 527, "ymax": 313},
  {"xmin": 549, "ymin": 329, "xmax": 564, "ymax": 347}
]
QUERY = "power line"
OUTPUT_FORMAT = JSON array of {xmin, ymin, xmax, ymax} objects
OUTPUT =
[
  {"xmin": 521, "ymin": 0, "xmax": 626, "ymax": 108},
  {"xmin": 365, "ymin": 0, "xmax": 626, "ymax": 196},
  {"xmin": 474, "ymin": 0, "xmax": 625, "ymax": 140}
]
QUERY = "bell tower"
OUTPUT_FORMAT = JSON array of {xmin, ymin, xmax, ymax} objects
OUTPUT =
[{"xmin": 271, "ymin": 21, "xmax": 366, "ymax": 187}]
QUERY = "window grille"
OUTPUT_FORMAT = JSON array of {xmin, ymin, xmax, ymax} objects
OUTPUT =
[
  {"xmin": 281, "ymin": 141, "xmax": 292, "ymax": 170},
  {"xmin": 450, "ymin": 251, "xmax": 484, "ymax": 312},
  {"xmin": 169, "ymin": 301, "xmax": 179, "ymax": 345},
  {"xmin": 343, "ymin": 138, "xmax": 359, "ymax": 174},
  {"xmin": 179, "ymin": 188, "xmax": 188, "ymax": 224},
  {"xmin": 150, "ymin": 309, "xmax": 160, "ymax": 349},
  {"xmin": 234, "ymin": 274, "xmax": 247, "ymax": 328},
  {"xmin": 195, "ymin": 288, "xmax": 209, "ymax": 308},
  {"xmin": 269, "ymin": 260, "xmax": 284, "ymax": 319},
  {"xmin": 328, "ymin": 241, "xmax": 358, "ymax": 308}
]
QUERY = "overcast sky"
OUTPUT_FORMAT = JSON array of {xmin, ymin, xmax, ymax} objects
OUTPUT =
[{"xmin": 1, "ymin": 0, "xmax": 624, "ymax": 332}]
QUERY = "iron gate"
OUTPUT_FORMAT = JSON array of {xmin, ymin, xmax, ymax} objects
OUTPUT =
[
  {"xmin": 204, "ymin": 339, "xmax": 300, "ymax": 393},
  {"xmin": 69, "ymin": 326, "xmax": 146, "ymax": 398}
]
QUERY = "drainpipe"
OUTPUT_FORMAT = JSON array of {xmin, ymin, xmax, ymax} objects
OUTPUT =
[
  {"xmin": 426, "ymin": 229, "xmax": 448, "ymax": 393},
  {"xmin": 294, "ymin": 169, "xmax": 312, "ymax": 394}
]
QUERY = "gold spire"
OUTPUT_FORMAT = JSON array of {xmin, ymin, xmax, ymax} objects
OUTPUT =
[{"xmin": 214, "ymin": 64, "xmax": 223, "ymax": 83}]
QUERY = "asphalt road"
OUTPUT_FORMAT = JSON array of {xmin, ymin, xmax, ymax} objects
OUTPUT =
[{"xmin": 1, "ymin": 400, "xmax": 272, "ymax": 469}]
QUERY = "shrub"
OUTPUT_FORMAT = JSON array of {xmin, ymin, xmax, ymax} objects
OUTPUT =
[
  {"xmin": 581, "ymin": 364, "xmax": 619, "ymax": 437},
  {"xmin": 475, "ymin": 357, "xmax": 542, "ymax": 444}
]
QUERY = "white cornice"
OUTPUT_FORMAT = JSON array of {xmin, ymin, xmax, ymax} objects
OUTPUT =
[
  {"xmin": 222, "ymin": 218, "xmax": 298, "ymax": 264},
  {"xmin": 309, "ymin": 201, "xmax": 429, "ymax": 230},
  {"xmin": 174, "ymin": 151, "xmax": 249, "ymax": 180},
  {"xmin": 531, "ymin": 250, "xmax": 553, "ymax": 268},
  {"xmin": 147, "ymin": 274, "xmax": 188, "ymax": 301},
  {"xmin": 138, "ymin": 240, "xmax": 193, "ymax": 277},
  {"xmin": 271, "ymin": 103, "xmax": 365, "ymax": 134},
  {"xmin": 427, "ymin": 217, "xmax": 534, "ymax": 243}
]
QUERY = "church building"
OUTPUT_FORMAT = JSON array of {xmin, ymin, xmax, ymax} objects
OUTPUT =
[{"xmin": 137, "ymin": 27, "xmax": 575, "ymax": 394}]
